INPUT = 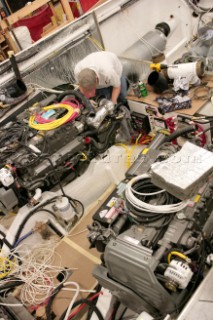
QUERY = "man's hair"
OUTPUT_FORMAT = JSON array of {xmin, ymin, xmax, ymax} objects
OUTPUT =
[{"xmin": 78, "ymin": 68, "xmax": 97, "ymax": 90}]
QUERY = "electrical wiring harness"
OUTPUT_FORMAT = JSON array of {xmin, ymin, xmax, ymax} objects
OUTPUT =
[
  {"xmin": 0, "ymin": 241, "xmax": 69, "ymax": 306},
  {"xmin": 125, "ymin": 174, "xmax": 189, "ymax": 217},
  {"xmin": 89, "ymin": 173, "xmax": 213, "ymax": 317},
  {"xmin": 87, "ymin": 133, "xmax": 213, "ymax": 319},
  {"xmin": 0, "ymin": 244, "xmax": 105, "ymax": 320},
  {"xmin": 29, "ymin": 102, "xmax": 80, "ymax": 130}
]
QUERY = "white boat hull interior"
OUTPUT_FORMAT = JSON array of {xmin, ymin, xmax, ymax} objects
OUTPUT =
[{"xmin": 0, "ymin": 0, "xmax": 213, "ymax": 319}]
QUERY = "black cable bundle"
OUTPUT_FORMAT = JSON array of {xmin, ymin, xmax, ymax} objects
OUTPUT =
[
  {"xmin": 58, "ymin": 298, "xmax": 104, "ymax": 320},
  {"xmin": 0, "ymin": 121, "xmax": 46, "ymax": 168}
]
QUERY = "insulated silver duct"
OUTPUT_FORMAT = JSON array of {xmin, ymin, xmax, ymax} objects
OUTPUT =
[{"xmin": 122, "ymin": 18, "xmax": 177, "ymax": 63}]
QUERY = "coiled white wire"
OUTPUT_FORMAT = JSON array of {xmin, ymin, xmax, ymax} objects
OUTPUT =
[
  {"xmin": 0, "ymin": 241, "xmax": 72, "ymax": 306},
  {"xmin": 125, "ymin": 174, "xmax": 189, "ymax": 214}
]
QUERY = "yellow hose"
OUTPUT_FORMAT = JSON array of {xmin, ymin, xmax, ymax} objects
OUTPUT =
[
  {"xmin": 29, "ymin": 103, "xmax": 76, "ymax": 131},
  {"xmin": 167, "ymin": 251, "xmax": 189, "ymax": 264}
]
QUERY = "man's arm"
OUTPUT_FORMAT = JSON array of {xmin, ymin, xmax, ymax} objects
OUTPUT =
[{"xmin": 111, "ymin": 85, "xmax": 121, "ymax": 104}]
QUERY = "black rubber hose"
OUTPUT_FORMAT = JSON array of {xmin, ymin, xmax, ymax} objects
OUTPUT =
[
  {"xmin": 9, "ymin": 55, "xmax": 21, "ymax": 80},
  {"xmin": 13, "ymin": 193, "xmax": 84, "ymax": 246},
  {"xmin": 13, "ymin": 207, "xmax": 58, "ymax": 246},
  {"xmin": 110, "ymin": 300, "xmax": 121, "ymax": 320},
  {"xmin": 57, "ymin": 90, "xmax": 95, "ymax": 114},
  {"xmin": 0, "ymin": 280, "xmax": 24, "ymax": 292},
  {"xmin": 88, "ymin": 121, "xmax": 120, "ymax": 153},
  {"xmin": 0, "ymin": 230, "xmax": 6, "ymax": 238},
  {"xmin": 20, "ymin": 177, "xmax": 47, "ymax": 190},
  {"xmin": 46, "ymin": 283, "xmax": 64, "ymax": 320},
  {"xmin": 58, "ymin": 298, "xmax": 104, "ymax": 320},
  {"xmin": 0, "ymin": 49, "xmax": 39, "ymax": 76},
  {"xmin": 165, "ymin": 125, "xmax": 197, "ymax": 143},
  {"xmin": 13, "ymin": 196, "xmax": 59, "ymax": 245},
  {"xmin": 81, "ymin": 129, "xmax": 98, "ymax": 138},
  {"xmin": 3, "ymin": 92, "xmax": 28, "ymax": 105}
]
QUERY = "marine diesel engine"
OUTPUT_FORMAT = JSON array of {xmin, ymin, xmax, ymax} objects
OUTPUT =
[
  {"xmin": 0, "ymin": 90, "xmax": 133, "ymax": 212},
  {"xmin": 88, "ymin": 160, "xmax": 213, "ymax": 318}
]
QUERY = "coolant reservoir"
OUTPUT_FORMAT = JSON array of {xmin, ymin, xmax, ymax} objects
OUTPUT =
[
  {"xmin": 0, "ymin": 168, "xmax": 14, "ymax": 187},
  {"xmin": 55, "ymin": 197, "xmax": 76, "ymax": 222}
]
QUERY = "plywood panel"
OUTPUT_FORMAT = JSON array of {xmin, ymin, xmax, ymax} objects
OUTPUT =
[{"xmin": 51, "ymin": 184, "xmax": 115, "ymax": 318}]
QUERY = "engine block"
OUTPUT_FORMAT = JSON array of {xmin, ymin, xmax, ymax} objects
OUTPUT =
[
  {"xmin": 89, "ymin": 174, "xmax": 213, "ymax": 317},
  {"xmin": 0, "ymin": 91, "xmax": 133, "ymax": 211}
]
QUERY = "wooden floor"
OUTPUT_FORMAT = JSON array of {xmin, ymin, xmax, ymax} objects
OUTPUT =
[{"xmin": 50, "ymin": 184, "xmax": 115, "ymax": 319}]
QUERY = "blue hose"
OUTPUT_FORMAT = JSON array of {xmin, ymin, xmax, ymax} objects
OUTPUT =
[{"xmin": 13, "ymin": 230, "xmax": 34, "ymax": 248}]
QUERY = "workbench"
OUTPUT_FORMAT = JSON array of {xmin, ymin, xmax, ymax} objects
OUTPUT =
[{"xmin": 127, "ymin": 75, "xmax": 213, "ymax": 117}]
